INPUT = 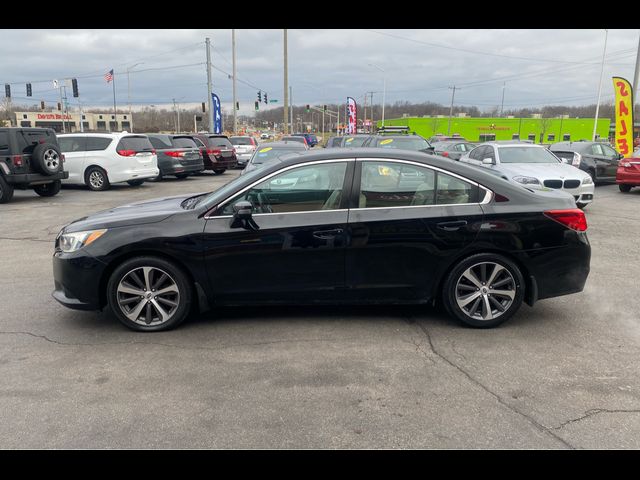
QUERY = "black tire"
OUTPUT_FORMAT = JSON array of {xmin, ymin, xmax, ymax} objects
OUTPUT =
[
  {"xmin": 576, "ymin": 202, "xmax": 588, "ymax": 209},
  {"xmin": 127, "ymin": 179, "xmax": 145, "ymax": 187},
  {"xmin": 175, "ymin": 173, "xmax": 189, "ymax": 179},
  {"xmin": 213, "ymin": 169, "xmax": 226, "ymax": 175},
  {"xmin": 619, "ymin": 184, "xmax": 632, "ymax": 193},
  {"xmin": 85, "ymin": 166, "xmax": 110, "ymax": 191},
  {"xmin": 0, "ymin": 175, "xmax": 14, "ymax": 203},
  {"xmin": 107, "ymin": 256, "xmax": 193, "ymax": 332},
  {"xmin": 33, "ymin": 180, "xmax": 62, "ymax": 197},
  {"xmin": 442, "ymin": 253, "xmax": 525, "ymax": 328},
  {"xmin": 150, "ymin": 170, "xmax": 164, "ymax": 182},
  {"xmin": 32, "ymin": 143, "xmax": 63, "ymax": 176},
  {"xmin": 588, "ymin": 169, "xmax": 596, "ymax": 183}
]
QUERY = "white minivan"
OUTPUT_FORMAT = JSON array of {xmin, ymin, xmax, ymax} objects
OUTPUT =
[{"xmin": 57, "ymin": 132, "xmax": 159, "ymax": 191}]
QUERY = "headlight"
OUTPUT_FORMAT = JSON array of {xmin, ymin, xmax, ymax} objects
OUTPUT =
[
  {"xmin": 513, "ymin": 176, "xmax": 540, "ymax": 185},
  {"xmin": 582, "ymin": 176, "xmax": 593, "ymax": 185},
  {"xmin": 58, "ymin": 229, "xmax": 107, "ymax": 253}
]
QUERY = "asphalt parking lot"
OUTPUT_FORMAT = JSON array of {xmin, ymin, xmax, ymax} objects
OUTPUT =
[{"xmin": 1, "ymin": 172, "xmax": 639, "ymax": 449}]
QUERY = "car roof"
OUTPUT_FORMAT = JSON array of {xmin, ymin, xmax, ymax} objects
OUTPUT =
[
  {"xmin": 57, "ymin": 132, "xmax": 137, "ymax": 138},
  {"xmin": 482, "ymin": 141, "xmax": 544, "ymax": 148},
  {"xmin": 258, "ymin": 141, "xmax": 306, "ymax": 148}
]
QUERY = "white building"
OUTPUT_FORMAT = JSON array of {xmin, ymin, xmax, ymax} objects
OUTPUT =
[{"xmin": 13, "ymin": 111, "xmax": 134, "ymax": 132}]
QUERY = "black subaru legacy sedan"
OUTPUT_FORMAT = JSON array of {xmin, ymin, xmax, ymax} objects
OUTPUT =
[{"xmin": 52, "ymin": 148, "xmax": 590, "ymax": 332}]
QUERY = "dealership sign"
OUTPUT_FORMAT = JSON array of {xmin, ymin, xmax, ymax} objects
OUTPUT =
[
  {"xmin": 36, "ymin": 113, "xmax": 72, "ymax": 120},
  {"xmin": 612, "ymin": 76, "xmax": 634, "ymax": 156}
]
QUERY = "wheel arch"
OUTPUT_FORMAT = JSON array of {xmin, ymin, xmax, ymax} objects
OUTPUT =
[
  {"xmin": 98, "ymin": 249, "xmax": 207, "ymax": 313},
  {"xmin": 432, "ymin": 247, "xmax": 535, "ymax": 307},
  {"xmin": 83, "ymin": 164, "xmax": 108, "ymax": 185}
]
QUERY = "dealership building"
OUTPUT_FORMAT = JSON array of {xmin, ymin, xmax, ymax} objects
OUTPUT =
[{"xmin": 12, "ymin": 111, "xmax": 134, "ymax": 133}]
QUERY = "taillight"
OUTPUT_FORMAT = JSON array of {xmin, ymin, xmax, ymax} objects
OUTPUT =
[
  {"xmin": 441, "ymin": 151, "xmax": 449, "ymax": 157},
  {"xmin": 117, "ymin": 149, "xmax": 137, "ymax": 157},
  {"xmin": 544, "ymin": 209, "xmax": 587, "ymax": 232},
  {"xmin": 12, "ymin": 155, "xmax": 23, "ymax": 167},
  {"xmin": 165, "ymin": 150, "xmax": 185, "ymax": 158},
  {"xmin": 207, "ymin": 149, "xmax": 221, "ymax": 156},
  {"xmin": 232, "ymin": 148, "xmax": 237, "ymax": 154},
  {"xmin": 151, "ymin": 149, "xmax": 156, "ymax": 155}
]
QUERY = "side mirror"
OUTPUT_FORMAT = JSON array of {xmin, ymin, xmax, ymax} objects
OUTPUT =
[
  {"xmin": 618, "ymin": 153, "xmax": 625, "ymax": 160},
  {"xmin": 230, "ymin": 201, "xmax": 259, "ymax": 230},
  {"xmin": 482, "ymin": 158, "xmax": 494, "ymax": 165}
]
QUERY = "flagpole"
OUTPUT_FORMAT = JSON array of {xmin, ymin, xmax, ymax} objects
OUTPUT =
[{"xmin": 112, "ymin": 70, "xmax": 117, "ymax": 132}]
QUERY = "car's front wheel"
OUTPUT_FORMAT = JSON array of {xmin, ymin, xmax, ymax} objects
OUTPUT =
[
  {"xmin": 442, "ymin": 253, "xmax": 525, "ymax": 328},
  {"xmin": 619, "ymin": 184, "xmax": 632, "ymax": 193},
  {"xmin": 213, "ymin": 169, "xmax": 226, "ymax": 175},
  {"xmin": 107, "ymin": 256, "xmax": 193, "ymax": 332}
]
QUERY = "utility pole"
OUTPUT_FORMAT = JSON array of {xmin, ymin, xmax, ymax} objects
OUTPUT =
[
  {"xmin": 363, "ymin": 92, "xmax": 367, "ymax": 133},
  {"xmin": 290, "ymin": 86, "xmax": 293, "ymax": 133},
  {"xmin": 633, "ymin": 31, "xmax": 640, "ymax": 110},
  {"xmin": 500, "ymin": 82, "xmax": 506, "ymax": 117},
  {"xmin": 173, "ymin": 98, "xmax": 178, "ymax": 133},
  {"xmin": 58, "ymin": 85, "xmax": 66, "ymax": 133},
  {"xmin": 206, "ymin": 37, "xmax": 213, "ymax": 132},
  {"xmin": 593, "ymin": 29, "xmax": 608, "ymax": 141},
  {"xmin": 448, "ymin": 85, "xmax": 458, "ymax": 135},
  {"xmin": 232, "ymin": 29, "xmax": 238, "ymax": 135},
  {"xmin": 283, "ymin": 29, "xmax": 289, "ymax": 135}
]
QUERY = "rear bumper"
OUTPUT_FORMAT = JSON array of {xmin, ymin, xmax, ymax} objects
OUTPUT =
[
  {"xmin": 160, "ymin": 163, "xmax": 204, "ymax": 175},
  {"xmin": 204, "ymin": 156, "xmax": 238, "ymax": 170},
  {"xmin": 5, "ymin": 171, "xmax": 69, "ymax": 185}
]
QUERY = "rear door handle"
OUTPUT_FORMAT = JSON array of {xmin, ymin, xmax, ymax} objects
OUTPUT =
[
  {"xmin": 313, "ymin": 228, "xmax": 344, "ymax": 239},
  {"xmin": 437, "ymin": 220, "xmax": 467, "ymax": 231}
]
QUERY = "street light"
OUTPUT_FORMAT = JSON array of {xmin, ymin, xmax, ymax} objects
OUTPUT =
[
  {"xmin": 127, "ymin": 63, "xmax": 144, "ymax": 132},
  {"xmin": 368, "ymin": 63, "xmax": 386, "ymax": 128}
]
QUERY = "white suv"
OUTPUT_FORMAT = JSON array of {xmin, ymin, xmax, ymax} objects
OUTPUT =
[{"xmin": 57, "ymin": 132, "xmax": 159, "ymax": 191}]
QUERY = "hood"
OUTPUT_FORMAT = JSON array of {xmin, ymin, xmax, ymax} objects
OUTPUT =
[
  {"xmin": 64, "ymin": 193, "xmax": 200, "ymax": 232},
  {"xmin": 494, "ymin": 162, "xmax": 589, "ymax": 180}
]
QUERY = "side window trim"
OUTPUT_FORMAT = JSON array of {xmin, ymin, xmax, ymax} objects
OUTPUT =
[
  {"xmin": 353, "ymin": 157, "xmax": 490, "ymax": 209},
  {"xmin": 205, "ymin": 159, "xmax": 355, "ymax": 218}
]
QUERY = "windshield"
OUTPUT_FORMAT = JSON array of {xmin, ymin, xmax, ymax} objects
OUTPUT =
[
  {"xmin": 251, "ymin": 147, "xmax": 300, "ymax": 164},
  {"xmin": 499, "ymin": 147, "xmax": 561, "ymax": 164},
  {"xmin": 375, "ymin": 137, "xmax": 431, "ymax": 150}
]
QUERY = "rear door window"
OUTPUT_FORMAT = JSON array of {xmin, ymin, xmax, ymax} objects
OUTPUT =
[
  {"xmin": 85, "ymin": 137, "xmax": 112, "ymax": 151},
  {"xmin": 591, "ymin": 144, "xmax": 604, "ymax": 156},
  {"xmin": 116, "ymin": 136, "xmax": 154, "ymax": 152}
]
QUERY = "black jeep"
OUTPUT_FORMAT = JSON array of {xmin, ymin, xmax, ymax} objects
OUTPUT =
[{"xmin": 0, "ymin": 127, "xmax": 69, "ymax": 203}]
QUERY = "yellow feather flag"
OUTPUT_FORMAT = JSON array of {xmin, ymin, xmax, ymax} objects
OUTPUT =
[{"xmin": 612, "ymin": 77, "xmax": 634, "ymax": 156}]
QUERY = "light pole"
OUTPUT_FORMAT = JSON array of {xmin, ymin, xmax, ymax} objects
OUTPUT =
[
  {"xmin": 127, "ymin": 63, "xmax": 143, "ymax": 132},
  {"xmin": 593, "ymin": 29, "xmax": 608, "ymax": 141},
  {"xmin": 369, "ymin": 64, "xmax": 386, "ymax": 127}
]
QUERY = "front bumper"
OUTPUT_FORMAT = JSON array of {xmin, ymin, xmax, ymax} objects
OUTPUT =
[{"xmin": 52, "ymin": 250, "xmax": 107, "ymax": 311}]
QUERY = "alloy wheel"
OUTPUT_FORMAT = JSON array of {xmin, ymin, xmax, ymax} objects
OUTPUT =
[
  {"xmin": 44, "ymin": 149, "xmax": 60, "ymax": 171},
  {"xmin": 455, "ymin": 262, "xmax": 516, "ymax": 321},
  {"xmin": 89, "ymin": 171, "xmax": 105, "ymax": 189},
  {"xmin": 116, "ymin": 266, "xmax": 180, "ymax": 326}
]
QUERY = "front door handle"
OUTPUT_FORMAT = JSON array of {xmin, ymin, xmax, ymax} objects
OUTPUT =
[
  {"xmin": 437, "ymin": 220, "xmax": 467, "ymax": 231},
  {"xmin": 313, "ymin": 228, "xmax": 344, "ymax": 239}
]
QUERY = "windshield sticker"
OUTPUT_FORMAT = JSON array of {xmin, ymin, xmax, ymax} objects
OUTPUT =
[
  {"xmin": 345, "ymin": 137, "xmax": 354, "ymax": 143},
  {"xmin": 258, "ymin": 147, "xmax": 272, "ymax": 153},
  {"xmin": 380, "ymin": 139, "xmax": 394, "ymax": 145}
]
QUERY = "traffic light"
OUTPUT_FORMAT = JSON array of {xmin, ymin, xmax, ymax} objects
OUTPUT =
[
  {"xmin": 40, "ymin": 100, "xmax": 45, "ymax": 110},
  {"xmin": 257, "ymin": 91, "xmax": 262, "ymax": 102},
  {"xmin": 4, "ymin": 84, "xmax": 10, "ymax": 98},
  {"xmin": 264, "ymin": 93, "xmax": 268, "ymax": 104},
  {"xmin": 306, "ymin": 104, "xmax": 310, "ymax": 112},
  {"xmin": 323, "ymin": 105, "xmax": 327, "ymax": 112},
  {"xmin": 255, "ymin": 101, "xmax": 259, "ymax": 111},
  {"xmin": 71, "ymin": 78, "xmax": 78, "ymax": 97},
  {"xmin": 57, "ymin": 102, "xmax": 61, "ymax": 111},
  {"xmin": 236, "ymin": 101, "xmax": 239, "ymax": 110},
  {"xmin": 26, "ymin": 83, "xmax": 32, "ymax": 97},
  {"xmin": 201, "ymin": 102, "xmax": 206, "ymax": 113}
]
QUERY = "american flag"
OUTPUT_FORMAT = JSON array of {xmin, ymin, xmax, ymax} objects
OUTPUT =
[{"xmin": 104, "ymin": 69, "xmax": 114, "ymax": 83}]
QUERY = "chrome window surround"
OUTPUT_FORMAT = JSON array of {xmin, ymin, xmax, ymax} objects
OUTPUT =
[{"xmin": 204, "ymin": 157, "xmax": 494, "ymax": 219}]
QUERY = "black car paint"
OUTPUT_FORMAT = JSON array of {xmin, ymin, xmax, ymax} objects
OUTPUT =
[
  {"xmin": 52, "ymin": 148, "xmax": 589, "ymax": 314},
  {"xmin": 550, "ymin": 141, "xmax": 621, "ymax": 181}
]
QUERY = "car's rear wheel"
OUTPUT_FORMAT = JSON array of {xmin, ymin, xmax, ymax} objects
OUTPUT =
[
  {"xmin": 0, "ymin": 175, "xmax": 14, "ymax": 203},
  {"xmin": 213, "ymin": 169, "xmax": 226, "ymax": 175},
  {"xmin": 127, "ymin": 179, "xmax": 145, "ymax": 187},
  {"xmin": 107, "ymin": 256, "xmax": 192, "ymax": 332},
  {"xmin": 619, "ymin": 184, "xmax": 632, "ymax": 193},
  {"xmin": 588, "ymin": 169, "xmax": 596, "ymax": 183},
  {"xmin": 175, "ymin": 173, "xmax": 189, "ymax": 179},
  {"xmin": 33, "ymin": 180, "xmax": 62, "ymax": 197},
  {"xmin": 85, "ymin": 166, "xmax": 110, "ymax": 191},
  {"xmin": 442, "ymin": 253, "xmax": 524, "ymax": 328}
]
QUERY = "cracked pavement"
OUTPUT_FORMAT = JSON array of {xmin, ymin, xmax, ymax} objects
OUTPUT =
[{"xmin": 1, "ymin": 173, "xmax": 640, "ymax": 449}]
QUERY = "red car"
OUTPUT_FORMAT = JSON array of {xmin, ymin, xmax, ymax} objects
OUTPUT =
[
  {"xmin": 617, "ymin": 149, "xmax": 640, "ymax": 192},
  {"xmin": 191, "ymin": 134, "xmax": 238, "ymax": 175}
]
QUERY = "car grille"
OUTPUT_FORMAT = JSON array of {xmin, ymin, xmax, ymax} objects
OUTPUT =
[
  {"xmin": 543, "ymin": 179, "xmax": 563, "ymax": 189},
  {"xmin": 563, "ymin": 180, "xmax": 580, "ymax": 189}
]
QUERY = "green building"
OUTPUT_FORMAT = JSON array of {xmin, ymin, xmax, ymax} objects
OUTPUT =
[{"xmin": 377, "ymin": 116, "xmax": 611, "ymax": 143}]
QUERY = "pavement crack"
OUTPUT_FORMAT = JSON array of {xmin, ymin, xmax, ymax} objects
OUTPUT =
[
  {"xmin": 0, "ymin": 330, "xmax": 361, "ymax": 351},
  {"xmin": 553, "ymin": 408, "xmax": 640, "ymax": 430},
  {"xmin": 407, "ymin": 318, "xmax": 575, "ymax": 450}
]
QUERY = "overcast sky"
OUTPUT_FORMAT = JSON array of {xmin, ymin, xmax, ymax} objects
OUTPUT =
[{"xmin": 1, "ymin": 29, "xmax": 638, "ymax": 115}]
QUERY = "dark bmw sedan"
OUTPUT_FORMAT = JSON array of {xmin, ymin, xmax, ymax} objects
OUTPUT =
[{"xmin": 52, "ymin": 148, "xmax": 591, "ymax": 332}]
